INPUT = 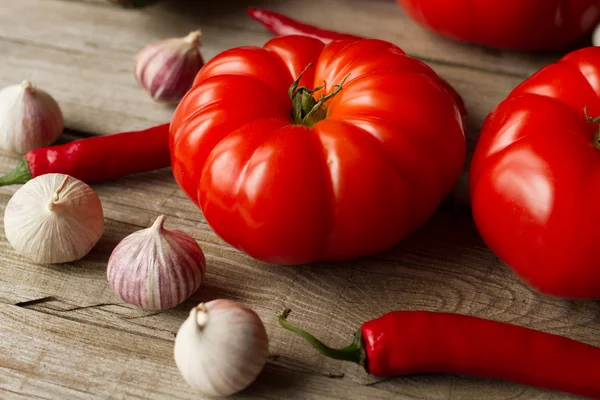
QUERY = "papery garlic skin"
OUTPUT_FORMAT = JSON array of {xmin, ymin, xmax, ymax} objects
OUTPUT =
[
  {"xmin": 174, "ymin": 300, "xmax": 269, "ymax": 397},
  {"xmin": 135, "ymin": 30, "xmax": 204, "ymax": 103},
  {"xmin": 0, "ymin": 81, "xmax": 64, "ymax": 154},
  {"xmin": 107, "ymin": 215, "xmax": 206, "ymax": 310},
  {"xmin": 4, "ymin": 173, "xmax": 104, "ymax": 264}
]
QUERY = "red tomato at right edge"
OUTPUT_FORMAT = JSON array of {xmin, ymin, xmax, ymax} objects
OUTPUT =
[
  {"xmin": 398, "ymin": 0, "xmax": 600, "ymax": 51},
  {"xmin": 470, "ymin": 47, "xmax": 600, "ymax": 299}
]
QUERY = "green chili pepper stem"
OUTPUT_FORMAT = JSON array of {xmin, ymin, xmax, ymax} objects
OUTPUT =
[
  {"xmin": 0, "ymin": 159, "xmax": 33, "ymax": 186},
  {"xmin": 279, "ymin": 308, "xmax": 366, "ymax": 366}
]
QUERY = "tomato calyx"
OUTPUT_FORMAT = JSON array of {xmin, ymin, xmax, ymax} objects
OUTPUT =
[
  {"xmin": 584, "ymin": 106, "xmax": 600, "ymax": 149},
  {"xmin": 289, "ymin": 63, "xmax": 350, "ymax": 128}
]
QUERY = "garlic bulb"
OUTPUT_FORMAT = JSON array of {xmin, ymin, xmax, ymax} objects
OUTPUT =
[
  {"xmin": 4, "ymin": 173, "xmax": 104, "ymax": 264},
  {"xmin": 594, "ymin": 23, "xmax": 600, "ymax": 46},
  {"xmin": 174, "ymin": 300, "xmax": 269, "ymax": 396},
  {"xmin": 107, "ymin": 215, "xmax": 206, "ymax": 310},
  {"xmin": 0, "ymin": 81, "xmax": 64, "ymax": 154},
  {"xmin": 134, "ymin": 30, "xmax": 204, "ymax": 103}
]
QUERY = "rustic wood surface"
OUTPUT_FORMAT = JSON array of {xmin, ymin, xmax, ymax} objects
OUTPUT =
[{"xmin": 0, "ymin": 0, "xmax": 597, "ymax": 399}]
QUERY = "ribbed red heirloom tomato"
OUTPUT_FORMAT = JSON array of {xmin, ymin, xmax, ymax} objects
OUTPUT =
[
  {"xmin": 170, "ymin": 35, "xmax": 466, "ymax": 264},
  {"xmin": 470, "ymin": 47, "xmax": 600, "ymax": 299},
  {"xmin": 398, "ymin": 0, "xmax": 600, "ymax": 51}
]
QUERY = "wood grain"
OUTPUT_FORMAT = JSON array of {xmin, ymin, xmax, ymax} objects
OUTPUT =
[{"xmin": 0, "ymin": 0, "xmax": 598, "ymax": 399}]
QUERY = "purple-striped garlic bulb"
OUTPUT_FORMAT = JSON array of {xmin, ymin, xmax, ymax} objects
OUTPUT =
[
  {"xmin": 107, "ymin": 215, "xmax": 206, "ymax": 310},
  {"xmin": 134, "ymin": 30, "xmax": 204, "ymax": 103}
]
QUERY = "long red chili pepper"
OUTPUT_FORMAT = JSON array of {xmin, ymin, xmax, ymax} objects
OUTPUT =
[
  {"xmin": 280, "ymin": 309, "xmax": 600, "ymax": 398},
  {"xmin": 247, "ymin": 8, "xmax": 363, "ymax": 44},
  {"xmin": 0, "ymin": 123, "xmax": 170, "ymax": 186}
]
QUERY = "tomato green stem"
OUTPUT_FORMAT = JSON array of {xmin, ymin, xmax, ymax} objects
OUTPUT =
[
  {"xmin": 279, "ymin": 309, "xmax": 366, "ymax": 365},
  {"xmin": 288, "ymin": 64, "xmax": 313, "ymax": 100},
  {"xmin": 584, "ymin": 107, "xmax": 600, "ymax": 149},
  {"xmin": 289, "ymin": 65, "xmax": 351, "ymax": 128},
  {"xmin": 0, "ymin": 159, "xmax": 32, "ymax": 186}
]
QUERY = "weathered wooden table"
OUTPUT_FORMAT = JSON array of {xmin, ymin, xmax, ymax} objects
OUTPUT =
[{"xmin": 1, "ymin": 1, "xmax": 597, "ymax": 399}]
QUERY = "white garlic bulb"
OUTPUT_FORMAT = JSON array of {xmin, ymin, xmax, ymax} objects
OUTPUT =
[
  {"xmin": 594, "ymin": 23, "xmax": 600, "ymax": 46},
  {"xmin": 174, "ymin": 300, "xmax": 269, "ymax": 397},
  {"xmin": 134, "ymin": 30, "xmax": 204, "ymax": 103},
  {"xmin": 0, "ymin": 81, "xmax": 64, "ymax": 154},
  {"xmin": 4, "ymin": 173, "xmax": 104, "ymax": 264},
  {"xmin": 107, "ymin": 215, "xmax": 206, "ymax": 310}
]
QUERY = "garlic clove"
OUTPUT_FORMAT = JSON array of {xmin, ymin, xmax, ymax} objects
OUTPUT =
[
  {"xmin": 0, "ymin": 81, "xmax": 64, "ymax": 154},
  {"xmin": 174, "ymin": 300, "xmax": 269, "ymax": 397},
  {"xmin": 135, "ymin": 30, "xmax": 204, "ymax": 104},
  {"xmin": 107, "ymin": 215, "xmax": 206, "ymax": 310},
  {"xmin": 4, "ymin": 173, "xmax": 104, "ymax": 264}
]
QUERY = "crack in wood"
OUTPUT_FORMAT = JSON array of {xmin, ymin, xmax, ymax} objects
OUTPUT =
[
  {"xmin": 18, "ymin": 305, "xmax": 176, "ymax": 343},
  {"xmin": 121, "ymin": 311, "xmax": 163, "ymax": 320},
  {"xmin": 365, "ymin": 377, "xmax": 394, "ymax": 387},
  {"xmin": 55, "ymin": 303, "xmax": 121, "ymax": 313},
  {"xmin": 14, "ymin": 296, "xmax": 57, "ymax": 308},
  {"xmin": 14, "ymin": 297, "xmax": 125, "ymax": 313},
  {"xmin": 11, "ymin": 297, "xmax": 178, "ymax": 340}
]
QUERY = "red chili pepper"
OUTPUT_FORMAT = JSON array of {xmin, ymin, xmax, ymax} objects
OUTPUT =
[
  {"xmin": 280, "ymin": 309, "xmax": 600, "ymax": 398},
  {"xmin": 246, "ymin": 8, "xmax": 363, "ymax": 44},
  {"xmin": 0, "ymin": 123, "xmax": 170, "ymax": 186}
]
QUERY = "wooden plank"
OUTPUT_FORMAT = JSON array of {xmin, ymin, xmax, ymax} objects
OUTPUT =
[
  {"xmin": 60, "ymin": 0, "xmax": 566, "ymax": 77},
  {"xmin": 211, "ymin": 0, "xmax": 565, "ymax": 77}
]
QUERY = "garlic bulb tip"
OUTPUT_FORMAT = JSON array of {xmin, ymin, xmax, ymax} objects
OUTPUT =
[
  {"xmin": 183, "ymin": 29, "xmax": 202, "ymax": 45},
  {"xmin": 151, "ymin": 214, "xmax": 167, "ymax": 231},
  {"xmin": 194, "ymin": 303, "xmax": 209, "ymax": 328},
  {"xmin": 20, "ymin": 80, "xmax": 33, "ymax": 91}
]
